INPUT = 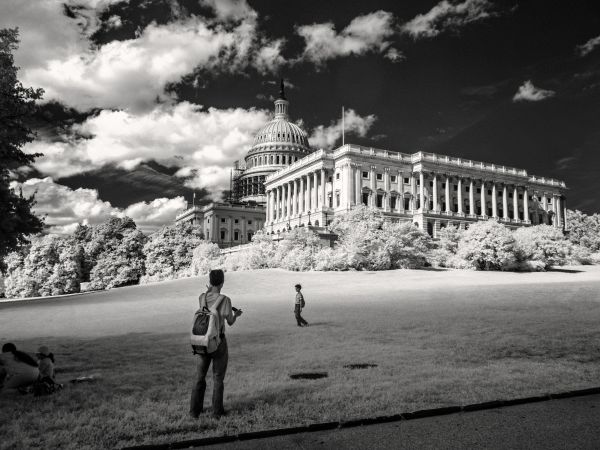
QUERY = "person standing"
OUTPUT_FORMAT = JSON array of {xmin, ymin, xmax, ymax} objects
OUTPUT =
[
  {"xmin": 190, "ymin": 269, "xmax": 242, "ymax": 419},
  {"xmin": 294, "ymin": 284, "xmax": 308, "ymax": 327}
]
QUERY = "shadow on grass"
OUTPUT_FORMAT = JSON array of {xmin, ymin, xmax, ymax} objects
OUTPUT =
[{"xmin": 548, "ymin": 268, "xmax": 584, "ymax": 274}]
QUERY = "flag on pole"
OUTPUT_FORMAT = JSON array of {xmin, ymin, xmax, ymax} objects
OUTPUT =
[
  {"xmin": 342, "ymin": 106, "xmax": 345, "ymax": 146},
  {"xmin": 193, "ymin": 191, "xmax": 196, "ymax": 206}
]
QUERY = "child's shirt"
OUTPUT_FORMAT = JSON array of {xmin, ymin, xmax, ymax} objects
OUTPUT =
[{"xmin": 38, "ymin": 357, "xmax": 55, "ymax": 380}]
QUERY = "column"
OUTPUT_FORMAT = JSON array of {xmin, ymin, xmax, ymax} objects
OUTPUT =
[
  {"xmin": 355, "ymin": 167, "xmax": 361, "ymax": 206},
  {"xmin": 469, "ymin": 179, "xmax": 475, "ymax": 215},
  {"xmin": 346, "ymin": 164, "xmax": 354, "ymax": 207},
  {"xmin": 321, "ymin": 168, "xmax": 326, "ymax": 210},
  {"xmin": 242, "ymin": 216, "xmax": 247, "ymax": 242},
  {"xmin": 553, "ymin": 196, "xmax": 559, "ymax": 227},
  {"xmin": 480, "ymin": 181, "xmax": 486, "ymax": 217},
  {"xmin": 293, "ymin": 179, "xmax": 298, "ymax": 216},
  {"xmin": 274, "ymin": 187, "xmax": 279, "ymax": 221},
  {"xmin": 542, "ymin": 193, "xmax": 548, "ymax": 212},
  {"xmin": 457, "ymin": 177, "xmax": 463, "ymax": 214},
  {"xmin": 432, "ymin": 174, "xmax": 438, "ymax": 212},
  {"xmin": 563, "ymin": 197, "xmax": 568, "ymax": 230},
  {"xmin": 266, "ymin": 190, "xmax": 271, "ymax": 222},
  {"xmin": 312, "ymin": 171, "xmax": 318, "ymax": 211},
  {"xmin": 212, "ymin": 214, "xmax": 218, "ymax": 242},
  {"xmin": 299, "ymin": 176, "xmax": 304, "ymax": 213},
  {"xmin": 445, "ymin": 176, "xmax": 451, "ymax": 213},
  {"xmin": 411, "ymin": 173, "xmax": 417, "ymax": 211},
  {"xmin": 523, "ymin": 187, "xmax": 529, "ymax": 222},
  {"xmin": 503, "ymin": 185, "xmax": 509, "ymax": 220},
  {"xmin": 419, "ymin": 172, "xmax": 425, "ymax": 212},
  {"xmin": 513, "ymin": 186, "xmax": 519, "ymax": 220},
  {"xmin": 370, "ymin": 166, "xmax": 376, "ymax": 207},
  {"xmin": 228, "ymin": 217, "xmax": 233, "ymax": 245},
  {"xmin": 491, "ymin": 183, "xmax": 498, "ymax": 218},
  {"xmin": 287, "ymin": 182, "xmax": 293, "ymax": 219},
  {"xmin": 384, "ymin": 168, "xmax": 391, "ymax": 212}
]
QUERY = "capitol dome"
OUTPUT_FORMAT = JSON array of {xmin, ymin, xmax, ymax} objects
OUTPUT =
[{"xmin": 234, "ymin": 80, "xmax": 312, "ymax": 204}]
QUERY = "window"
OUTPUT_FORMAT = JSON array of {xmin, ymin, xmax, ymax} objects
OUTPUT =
[
  {"xmin": 453, "ymin": 185, "xmax": 457, "ymax": 191},
  {"xmin": 362, "ymin": 192, "xmax": 369, "ymax": 205},
  {"xmin": 330, "ymin": 195, "xmax": 334, "ymax": 207},
  {"xmin": 404, "ymin": 198, "xmax": 410, "ymax": 210},
  {"xmin": 336, "ymin": 173, "xmax": 340, "ymax": 180},
  {"xmin": 362, "ymin": 171, "xmax": 369, "ymax": 179},
  {"xmin": 404, "ymin": 177, "xmax": 409, "ymax": 184},
  {"xmin": 328, "ymin": 176, "xmax": 332, "ymax": 182},
  {"xmin": 336, "ymin": 193, "xmax": 340, "ymax": 207},
  {"xmin": 221, "ymin": 218, "xmax": 226, "ymax": 223},
  {"xmin": 391, "ymin": 197, "xmax": 396, "ymax": 209},
  {"xmin": 234, "ymin": 231, "xmax": 239, "ymax": 241},
  {"xmin": 376, "ymin": 194, "xmax": 383, "ymax": 208},
  {"xmin": 376, "ymin": 173, "xmax": 383, "ymax": 181},
  {"xmin": 518, "ymin": 194, "xmax": 523, "ymax": 199},
  {"xmin": 234, "ymin": 219, "xmax": 239, "ymax": 224},
  {"xmin": 220, "ymin": 230, "xmax": 225, "ymax": 240},
  {"xmin": 509, "ymin": 193, "xmax": 513, "ymax": 198},
  {"xmin": 247, "ymin": 232, "xmax": 253, "ymax": 242},
  {"xmin": 429, "ymin": 181, "xmax": 433, "ymax": 187},
  {"xmin": 466, "ymin": 186, "xmax": 470, "ymax": 192},
  {"xmin": 248, "ymin": 220, "xmax": 253, "ymax": 224},
  {"xmin": 487, "ymin": 190, "xmax": 492, "ymax": 195},
  {"xmin": 391, "ymin": 175, "xmax": 397, "ymax": 183}
]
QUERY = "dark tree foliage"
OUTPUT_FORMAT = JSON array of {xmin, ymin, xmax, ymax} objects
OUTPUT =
[{"xmin": 0, "ymin": 28, "xmax": 45, "ymax": 270}]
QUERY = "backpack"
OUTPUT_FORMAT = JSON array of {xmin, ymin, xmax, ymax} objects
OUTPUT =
[
  {"xmin": 301, "ymin": 296, "xmax": 305, "ymax": 308},
  {"xmin": 190, "ymin": 292, "xmax": 225, "ymax": 355},
  {"xmin": 32, "ymin": 377, "xmax": 59, "ymax": 396}
]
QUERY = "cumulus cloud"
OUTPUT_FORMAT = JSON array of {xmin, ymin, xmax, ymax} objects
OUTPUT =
[
  {"xmin": 296, "ymin": 11, "xmax": 399, "ymax": 65},
  {"xmin": 401, "ymin": 0, "xmax": 496, "ymax": 40},
  {"xmin": 11, "ymin": 177, "xmax": 186, "ymax": 234},
  {"xmin": 512, "ymin": 80, "xmax": 555, "ymax": 102},
  {"xmin": 577, "ymin": 35, "xmax": 600, "ymax": 57},
  {"xmin": 309, "ymin": 109, "xmax": 377, "ymax": 149},
  {"xmin": 4, "ymin": 0, "xmax": 285, "ymax": 112},
  {"xmin": 24, "ymin": 102, "xmax": 271, "ymax": 194}
]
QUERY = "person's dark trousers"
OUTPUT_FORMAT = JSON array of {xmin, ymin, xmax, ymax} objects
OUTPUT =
[
  {"xmin": 294, "ymin": 304, "xmax": 308, "ymax": 326},
  {"xmin": 190, "ymin": 337, "xmax": 228, "ymax": 417}
]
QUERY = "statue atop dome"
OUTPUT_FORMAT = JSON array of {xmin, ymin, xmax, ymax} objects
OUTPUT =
[{"xmin": 278, "ymin": 78, "xmax": 286, "ymax": 100}]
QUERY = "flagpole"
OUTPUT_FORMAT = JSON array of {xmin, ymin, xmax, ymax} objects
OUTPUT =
[{"xmin": 342, "ymin": 106, "xmax": 345, "ymax": 146}]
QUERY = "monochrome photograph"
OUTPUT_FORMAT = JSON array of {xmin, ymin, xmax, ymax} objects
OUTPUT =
[{"xmin": 1, "ymin": 1, "xmax": 600, "ymax": 448}]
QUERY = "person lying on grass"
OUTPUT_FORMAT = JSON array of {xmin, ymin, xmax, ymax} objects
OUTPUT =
[
  {"xmin": 0, "ymin": 343, "xmax": 39, "ymax": 395},
  {"xmin": 190, "ymin": 269, "xmax": 243, "ymax": 419}
]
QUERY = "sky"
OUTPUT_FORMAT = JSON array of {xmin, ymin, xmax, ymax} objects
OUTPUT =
[{"xmin": 1, "ymin": 0, "xmax": 599, "ymax": 234}]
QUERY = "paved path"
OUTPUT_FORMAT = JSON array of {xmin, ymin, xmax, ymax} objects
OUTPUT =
[{"xmin": 198, "ymin": 394, "xmax": 600, "ymax": 449}]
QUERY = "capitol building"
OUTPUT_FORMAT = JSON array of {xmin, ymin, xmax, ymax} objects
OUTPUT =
[{"xmin": 176, "ymin": 81, "xmax": 567, "ymax": 246}]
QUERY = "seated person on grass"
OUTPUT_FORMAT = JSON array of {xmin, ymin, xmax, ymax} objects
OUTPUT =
[{"xmin": 0, "ymin": 343, "xmax": 39, "ymax": 395}]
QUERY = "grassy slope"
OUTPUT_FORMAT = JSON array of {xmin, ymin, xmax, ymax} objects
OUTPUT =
[{"xmin": 1, "ymin": 267, "xmax": 600, "ymax": 449}]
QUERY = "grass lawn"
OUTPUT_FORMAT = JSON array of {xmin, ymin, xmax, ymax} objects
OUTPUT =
[{"xmin": 1, "ymin": 267, "xmax": 600, "ymax": 449}]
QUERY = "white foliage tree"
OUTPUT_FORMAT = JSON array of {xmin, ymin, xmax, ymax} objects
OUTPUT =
[
  {"xmin": 514, "ymin": 225, "xmax": 568, "ymax": 269},
  {"xmin": 456, "ymin": 220, "xmax": 517, "ymax": 270}
]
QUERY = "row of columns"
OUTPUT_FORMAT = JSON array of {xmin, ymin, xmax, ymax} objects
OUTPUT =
[
  {"xmin": 415, "ymin": 172, "xmax": 563, "ymax": 226},
  {"xmin": 267, "ymin": 169, "xmax": 328, "ymax": 222}
]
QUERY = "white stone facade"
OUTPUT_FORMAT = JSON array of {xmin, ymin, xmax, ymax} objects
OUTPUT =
[
  {"xmin": 264, "ymin": 144, "xmax": 567, "ymax": 237},
  {"xmin": 175, "ymin": 202, "xmax": 265, "ymax": 248}
]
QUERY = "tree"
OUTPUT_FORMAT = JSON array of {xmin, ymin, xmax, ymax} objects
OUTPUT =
[
  {"xmin": 456, "ymin": 220, "xmax": 517, "ymax": 270},
  {"xmin": 514, "ymin": 225, "xmax": 568, "ymax": 269},
  {"xmin": 4, "ymin": 235, "xmax": 83, "ymax": 298},
  {"xmin": 0, "ymin": 28, "xmax": 44, "ymax": 270},
  {"xmin": 88, "ymin": 228, "xmax": 146, "ymax": 290},
  {"xmin": 141, "ymin": 222, "xmax": 204, "ymax": 282},
  {"xmin": 190, "ymin": 241, "xmax": 222, "ymax": 276},
  {"xmin": 566, "ymin": 209, "xmax": 600, "ymax": 251}
]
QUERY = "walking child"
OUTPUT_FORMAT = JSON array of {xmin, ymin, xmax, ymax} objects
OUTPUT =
[{"xmin": 294, "ymin": 284, "xmax": 308, "ymax": 327}]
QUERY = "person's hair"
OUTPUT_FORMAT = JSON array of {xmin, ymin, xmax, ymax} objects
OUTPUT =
[
  {"xmin": 2, "ymin": 343, "xmax": 38, "ymax": 367},
  {"xmin": 2, "ymin": 343, "xmax": 16, "ymax": 353},
  {"xmin": 295, "ymin": 284, "xmax": 301, "ymax": 289},
  {"xmin": 209, "ymin": 269, "xmax": 225, "ymax": 287}
]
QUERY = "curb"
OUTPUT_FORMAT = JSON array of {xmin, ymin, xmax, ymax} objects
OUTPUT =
[{"xmin": 121, "ymin": 386, "xmax": 600, "ymax": 449}]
